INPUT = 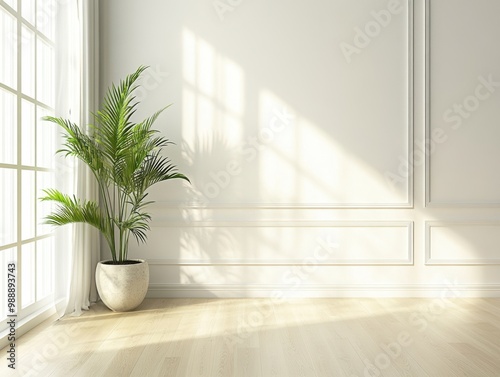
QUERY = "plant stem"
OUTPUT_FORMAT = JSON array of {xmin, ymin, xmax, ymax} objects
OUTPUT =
[{"xmin": 95, "ymin": 173, "xmax": 116, "ymax": 261}]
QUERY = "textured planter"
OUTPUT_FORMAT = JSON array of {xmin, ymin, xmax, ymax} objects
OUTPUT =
[{"xmin": 96, "ymin": 259, "xmax": 149, "ymax": 312}]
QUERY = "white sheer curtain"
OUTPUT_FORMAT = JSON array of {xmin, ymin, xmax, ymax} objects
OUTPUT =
[{"xmin": 57, "ymin": 0, "xmax": 100, "ymax": 316}]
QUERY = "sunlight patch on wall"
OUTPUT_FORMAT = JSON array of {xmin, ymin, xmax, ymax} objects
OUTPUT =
[
  {"xmin": 182, "ymin": 29, "xmax": 196, "ymax": 86},
  {"xmin": 258, "ymin": 89, "xmax": 407, "ymax": 205},
  {"xmin": 181, "ymin": 28, "xmax": 245, "ymax": 150}
]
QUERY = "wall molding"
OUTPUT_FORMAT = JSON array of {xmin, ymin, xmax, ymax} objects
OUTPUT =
[
  {"xmin": 424, "ymin": 0, "xmax": 431, "ymax": 207},
  {"xmin": 424, "ymin": 0, "xmax": 500, "ymax": 208},
  {"xmin": 425, "ymin": 200, "xmax": 500, "ymax": 208},
  {"xmin": 146, "ymin": 221, "xmax": 413, "ymax": 266},
  {"xmin": 149, "ymin": 220, "xmax": 413, "ymax": 228},
  {"xmin": 146, "ymin": 283, "xmax": 500, "ymax": 298},
  {"xmin": 152, "ymin": 199, "xmax": 414, "ymax": 210},
  {"xmin": 148, "ymin": 259, "xmax": 413, "ymax": 266},
  {"xmin": 426, "ymin": 221, "xmax": 500, "ymax": 265},
  {"xmin": 158, "ymin": 0, "xmax": 414, "ymax": 210}
]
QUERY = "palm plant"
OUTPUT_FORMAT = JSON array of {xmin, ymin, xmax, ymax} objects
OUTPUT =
[{"xmin": 41, "ymin": 66, "xmax": 189, "ymax": 263}]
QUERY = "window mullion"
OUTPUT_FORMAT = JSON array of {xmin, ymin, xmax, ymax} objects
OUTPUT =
[
  {"xmin": 33, "ymin": 0, "xmax": 38, "ymax": 305},
  {"xmin": 16, "ymin": 0, "xmax": 23, "ymax": 314},
  {"xmin": 0, "ymin": 0, "xmax": 16, "ymax": 16},
  {"xmin": 0, "ymin": 81, "xmax": 17, "ymax": 95}
]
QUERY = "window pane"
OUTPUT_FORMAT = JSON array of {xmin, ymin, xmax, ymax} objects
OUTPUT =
[
  {"xmin": 0, "ymin": 8, "xmax": 17, "ymax": 89},
  {"xmin": 36, "ymin": 38, "xmax": 54, "ymax": 107},
  {"xmin": 21, "ymin": 26, "xmax": 35, "ymax": 97},
  {"xmin": 0, "ymin": 247, "xmax": 17, "ymax": 321},
  {"xmin": 37, "ymin": 106, "xmax": 56, "ymax": 168},
  {"xmin": 37, "ymin": 237, "xmax": 54, "ymax": 299},
  {"xmin": 3, "ymin": 0, "xmax": 17, "ymax": 11},
  {"xmin": 0, "ymin": 88, "xmax": 17, "ymax": 164},
  {"xmin": 22, "ymin": 170, "xmax": 35, "ymax": 240},
  {"xmin": 21, "ymin": 242, "xmax": 35, "ymax": 308},
  {"xmin": 36, "ymin": 171, "xmax": 55, "ymax": 236},
  {"xmin": 0, "ymin": 168, "xmax": 17, "ymax": 247},
  {"xmin": 21, "ymin": 0, "xmax": 35, "ymax": 25},
  {"xmin": 22, "ymin": 100, "xmax": 36, "ymax": 166},
  {"xmin": 37, "ymin": 0, "xmax": 56, "ymax": 41}
]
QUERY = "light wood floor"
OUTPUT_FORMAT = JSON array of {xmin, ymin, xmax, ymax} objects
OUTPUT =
[{"xmin": 2, "ymin": 298, "xmax": 500, "ymax": 376}]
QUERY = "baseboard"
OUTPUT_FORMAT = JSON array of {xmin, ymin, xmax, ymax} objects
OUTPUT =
[{"xmin": 146, "ymin": 283, "xmax": 500, "ymax": 298}]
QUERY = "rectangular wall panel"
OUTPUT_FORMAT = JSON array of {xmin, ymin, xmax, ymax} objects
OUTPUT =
[
  {"xmin": 426, "ymin": 222, "xmax": 500, "ymax": 265},
  {"xmin": 426, "ymin": 0, "xmax": 500, "ymax": 206},
  {"xmin": 130, "ymin": 222, "xmax": 413, "ymax": 266},
  {"xmin": 135, "ymin": 0, "xmax": 413, "ymax": 208}
]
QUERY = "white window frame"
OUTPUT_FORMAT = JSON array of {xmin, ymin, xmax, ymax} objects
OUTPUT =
[{"xmin": 0, "ymin": 0, "xmax": 59, "ymax": 343}]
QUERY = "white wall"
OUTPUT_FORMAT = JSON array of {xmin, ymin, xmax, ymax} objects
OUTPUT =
[{"xmin": 100, "ymin": 0, "xmax": 500, "ymax": 297}]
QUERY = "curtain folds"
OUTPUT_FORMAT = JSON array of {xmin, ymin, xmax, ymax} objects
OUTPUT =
[{"xmin": 62, "ymin": 0, "xmax": 100, "ymax": 316}]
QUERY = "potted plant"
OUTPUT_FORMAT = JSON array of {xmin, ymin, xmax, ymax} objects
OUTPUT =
[{"xmin": 41, "ymin": 66, "xmax": 189, "ymax": 312}]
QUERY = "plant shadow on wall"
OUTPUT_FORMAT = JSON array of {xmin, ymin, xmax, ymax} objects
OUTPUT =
[
  {"xmin": 181, "ymin": 132, "xmax": 237, "ymax": 207},
  {"xmin": 178, "ymin": 133, "xmax": 241, "ymax": 286},
  {"xmin": 177, "ymin": 133, "xmax": 295, "ymax": 288}
]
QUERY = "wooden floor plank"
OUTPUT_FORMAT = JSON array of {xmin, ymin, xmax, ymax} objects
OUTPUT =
[{"xmin": 258, "ymin": 300, "xmax": 290, "ymax": 377}]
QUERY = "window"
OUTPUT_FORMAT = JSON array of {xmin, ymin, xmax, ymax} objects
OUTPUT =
[{"xmin": 0, "ymin": 0, "xmax": 58, "ymax": 333}]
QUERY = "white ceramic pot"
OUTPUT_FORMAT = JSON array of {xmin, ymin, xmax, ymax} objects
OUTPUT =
[{"xmin": 96, "ymin": 259, "xmax": 149, "ymax": 312}]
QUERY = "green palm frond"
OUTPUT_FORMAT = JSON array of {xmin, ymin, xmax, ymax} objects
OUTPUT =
[
  {"xmin": 134, "ymin": 150, "xmax": 190, "ymax": 193},
  {"xmin": 40, "ymin": 189, "xmax": 111, "ymax": 248},
  {"xmin": 41, "ymin": 66, "xmax": 189, "ymax": 263},
  {"xmin": 43, "ymin": 116, "xmax": 106, "ymax": 182},
  {"xmin": 122, "ymin": 211, "xmax": 151, "ymax": 244},
  {"xmin": 93, "ymin": 66, "xmax": 147, "ymax": 175}
]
